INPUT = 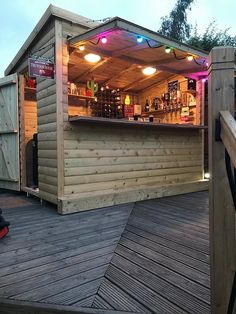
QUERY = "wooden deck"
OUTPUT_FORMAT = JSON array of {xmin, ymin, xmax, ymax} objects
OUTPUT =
[{"xmin": 0, "ymin": 190, "xmax": 210, "ymax": 313}]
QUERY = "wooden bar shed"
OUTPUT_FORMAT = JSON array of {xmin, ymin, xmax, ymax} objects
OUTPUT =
[{"xmin": 0, "ymin": 5, "xmax": 209, "ymax": 214}]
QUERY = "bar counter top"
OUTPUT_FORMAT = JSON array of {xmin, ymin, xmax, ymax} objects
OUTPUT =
[{"xmin": 69, "ymin": 115, "xmax": 207, "ymax": 130}]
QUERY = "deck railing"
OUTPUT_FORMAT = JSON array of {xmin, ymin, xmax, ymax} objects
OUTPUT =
[
  {"xmin": 208, "ymin": 46, "xmax": 236, "ymax": 314},
  {"xmin": 219, "ymin": 110, "xmax": 236, "ymax": 314},
  {"xmin": 220, "ymin": 111, "xmax": 236, "ymax": 170}
]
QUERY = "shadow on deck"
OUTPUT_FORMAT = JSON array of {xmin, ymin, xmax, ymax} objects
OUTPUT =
[{"xmin": 0, "ymin": 190, "xmax": 210, "ymax": 314}]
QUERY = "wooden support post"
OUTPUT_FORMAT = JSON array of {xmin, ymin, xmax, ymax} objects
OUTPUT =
[
  {"xmin": 55, "ymin": 20, "xmax": 65, "ymax": 200},
  {"xmin": 208, "ymin": 46, "xmax": 236, "ymax": 314}
]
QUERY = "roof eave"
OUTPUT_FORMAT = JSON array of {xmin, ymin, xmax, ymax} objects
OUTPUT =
[{"xmin": 69, "ymin": 17, "xmax": 208, "ymax": 58}]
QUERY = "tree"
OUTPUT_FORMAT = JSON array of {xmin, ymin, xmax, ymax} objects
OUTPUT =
[
  {"xmin": 187, "ymin": 22, "xmax": 236, "ymax": 51},
  {"xmin": 158, "ymin": 0, "xmax": 194, "ymax": 42},
  {"xmin": 159, "ymin": 0, "xmax": 236, "ymax": 51}
]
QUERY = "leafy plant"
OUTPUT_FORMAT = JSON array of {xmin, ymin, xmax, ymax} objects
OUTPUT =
[{"xmin": 158, "ymin": 0, "xmax": 236, "ymax": 51}]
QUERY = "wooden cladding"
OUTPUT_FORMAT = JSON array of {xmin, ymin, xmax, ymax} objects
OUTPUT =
[{"xmin": 59, "ymin": 123, "xmax": 205, "ymax": 212}]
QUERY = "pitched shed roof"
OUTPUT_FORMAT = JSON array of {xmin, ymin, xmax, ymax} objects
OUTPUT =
[
  {"xmin": 5, "ymin": 5, "xmax": 99, "ymax": 76},
  {"xmin": 69, "ymin": 16, "xmax": 208, "ymax": 58},
  {"xmin": 68, "ymin": 17, "xmax": 208, "ymax": 90},
  {"xmin": 5, "ymin": 6, "xmax": 208, "ymax": 77}
]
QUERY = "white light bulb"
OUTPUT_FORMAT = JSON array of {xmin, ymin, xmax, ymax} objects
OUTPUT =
[
  {"xmin": 84, "ymin": 53, "xmax": 101, "ymax": 63},
  {"xmin": 142, "ymin": 67, "xmax": 157, "ymax": 76}
]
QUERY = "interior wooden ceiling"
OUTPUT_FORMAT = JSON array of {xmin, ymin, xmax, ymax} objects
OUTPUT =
[{"xmin": 68, "ymin": 29, "xmax": 207, "ymax": 92}]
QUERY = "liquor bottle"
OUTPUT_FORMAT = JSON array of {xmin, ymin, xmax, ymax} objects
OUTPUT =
[
  {"xmin": 154, "ymin": 98, "xmax": 159, "ymax": 111},
  {"xmin": 150, "ymin": 98, "xmax": 156, "ymax": 111},
  {"xmin": 145, "ymin": 99, "xmax": 149, "ymax": 112}
]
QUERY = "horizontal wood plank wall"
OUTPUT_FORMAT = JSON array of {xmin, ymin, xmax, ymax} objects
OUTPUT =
[
  {"xmin": 60, "ymin": 123, "xmax": 206, "ymax": 213},
  {"xmin": 39, "ymin": 18, "xmax": 93, "ymax": 205},
  {"xmin": 35, "ymin": 22, "xmax": 57, "ymax": 204}
]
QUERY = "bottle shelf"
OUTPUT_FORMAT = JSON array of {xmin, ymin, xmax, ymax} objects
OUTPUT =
[
  {"xmin": 68, "ymin": 93, "xmax": 95, "ymax": 100},
  {"xmin": 24, "ymin": 87, "xmax": 36, "ymax": 91},
  {"xmin": 24, "ymin": 87, "xmax": 36, "ymax": 101},
  {"xmin": 142, "ymin": 108, "xmax": 181, "ymax": 115},
  {"xmin": 182, "ymin": 90, "xmax": 197, "ymax": 95}
]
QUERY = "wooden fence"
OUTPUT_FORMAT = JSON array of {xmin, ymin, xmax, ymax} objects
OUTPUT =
[{"xmin": 208, "ymin": 46, "xmax": 236, "ymax": 314}]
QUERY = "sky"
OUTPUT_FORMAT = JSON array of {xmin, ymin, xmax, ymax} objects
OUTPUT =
[{"xmin": 0, "ymin": 0, "xmax": 235, "ymax": 78}]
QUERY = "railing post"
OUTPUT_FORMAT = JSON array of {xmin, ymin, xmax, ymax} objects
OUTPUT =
[{"xmin": 208, "ymin": 46, "xmax": 236, "ymax": 314}]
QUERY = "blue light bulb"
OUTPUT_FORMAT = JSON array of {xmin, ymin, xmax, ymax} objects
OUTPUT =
[{"xmin": 137, "ymin": 36, "xmax": 143, "ymax": 43}]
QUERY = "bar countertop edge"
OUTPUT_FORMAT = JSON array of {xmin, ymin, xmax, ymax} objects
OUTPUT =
[{"xmin": 68, "ymin": 115, "xmax": 207, "ymax": 130}]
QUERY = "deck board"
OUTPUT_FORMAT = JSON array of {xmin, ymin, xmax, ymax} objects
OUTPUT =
[
  {"xmin": 94, "ymin": 191, "xmax": 210, "ymax": 314},
  {"xmin": 96, "ymin": 278, "xmax": 152, "ymax": 313},
  {"xmin": 121, "ymin": 230, "xmax": 209, "ymax": 273},
  {"xmin": 0, "ymin": 191, "xmax": 132, "ymax": 311},
  {"xmin": 0, "ymin": 190, "xmax": 210, "ymax": 313},
  {"xmin": 93, "ymin": 295, "xmax": 114, "ymax": 310}
]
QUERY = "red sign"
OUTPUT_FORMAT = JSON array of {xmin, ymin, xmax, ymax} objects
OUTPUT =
[
  {"xmin": 124, "ymin": 104, "xmax": 134, "ymax": 117},
  {"xmin": 28, "ymin": 58, "xmax": 54, "ymax": 79}
]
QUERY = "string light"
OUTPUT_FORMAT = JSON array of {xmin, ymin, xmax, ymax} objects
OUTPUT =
[
  {"xmin": 79, "ymin": 45, "xmax": 85, "ymax": 51},
  {"xmin": 137, "ymin": 36, "xmax": 144, "ymax": 43},
  {"xmin": 193, "ymin": 57, "xmax": 207, "ymax": 66},
  {"xmin": 163, "ymin": 46, "xmax": 206, "ymax": 66},
  {"xmin": 187, "ymin": 55, "xmax": 194, "ymax": 61},
  {"xmin": 89, "ymin": 36, "xmax": 107, "ymax": 45},
  {"xmin": 172, "ymin": 50, "xmax": 186, "ymax": 60},
  {"xmin": 145, "ymin": 39, "xmax": 161, "ymax": 48},
  {"xmin": 101, "ymin": 36, "xmax": 107, "ymax": 44},
  {"xmin": 79, "ymin": 31, "xmax": 206, "ymax": 68},
  {"xmin": 165, "ymin": 46, "xmax": 172, "ymax": 53}
]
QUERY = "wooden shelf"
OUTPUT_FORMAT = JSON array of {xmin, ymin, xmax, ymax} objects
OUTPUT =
[
  {"xmin": 24, "ymin": 87, "xmax": 36, "ymax": 101},
  {"xmin": 24, "ymin": 87, "xmax": 36, "ymax": 91},
  {"xmin": 142, "ymin": 109, "xmax": 181, "ymax": 115},
  {"xmin": 68, "ymin": 93, "xmax": 95, "ymax": 100},
  {"xmin": 182, "ymin": 90, "xmax": 197, "ymax": 94}
]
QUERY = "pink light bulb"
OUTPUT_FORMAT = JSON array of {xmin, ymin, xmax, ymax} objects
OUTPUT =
[
  {"xmin": 202, "ymin": 78, "xmax": 206, "ymax": 83},
  {"xmin": 101, "ymin": 36, "xmax": 107, "ymax": 44}
]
